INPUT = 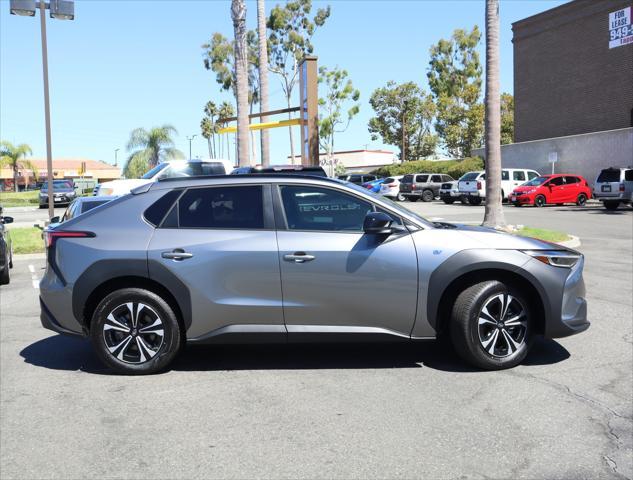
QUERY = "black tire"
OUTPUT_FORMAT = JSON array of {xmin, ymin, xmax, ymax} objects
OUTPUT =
[
  {"xmin": 534, "ymin": 195, "xmax": 546, "ymax": 207},
  {"xmin": 576, "ymin": 194, "xmax": 587, "ymax": 207},
  {"xmin": 0, "ymin": 262, "xmax": 9, "ymax": 285},
  {"xmin": 90, "ymin": 288, "xmax": 183, "ymax": 375},
  {"xmin": 467, "ymin": 197, "xmax": 482, "ymax": 206},
  {"xmin": 39, "ymin": 204, "xmax": 46, "ymax": 209},
  {"xmin": 396, "ymin": 193, "xmax": 405, "ymax": 202},
  {"xmin": 442, "ymin": 199, "xmax": 455, "ymax": 204},
  {"xmin": 421, "ymin": 190, "xmax": 434, "ymax": 202},
  {"xmin": 408, "ymin": 197, "xmax": 419, "ymax": 202},
  {"xmin": 604, "ymin": 201, "xmax": 620, "ymax": 211},
  {"xmin": 460, "ymin": 196, "xmax": 468, "ymax": 205},
  {"xmin": 450, "ymin": 280, "xmax": 533, "ymax": 370}
]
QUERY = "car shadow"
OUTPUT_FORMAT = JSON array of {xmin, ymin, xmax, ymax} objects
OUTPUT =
[{"xmin": 20, "ymin": 335, "xmax": 570, "ymax": 375}]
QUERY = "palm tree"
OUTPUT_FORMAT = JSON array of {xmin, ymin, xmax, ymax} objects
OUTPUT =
[
  {"xmin": 257, "ymin": 0, "xmax": 270, "ymax": 166},
  {"xmin": 482, "ymin": 0, "xmax": 506, "ymax": 228},
  {"xmin": 125, "ymin": 125, "xmax": 184, "ymax": 178},
  {"xmin": 0, "ymin": 141, "xmax": 37, "ymax": 192},
  {"xmin": 232, "ymin": 0, "xmax": 251, "ymax": 166}
]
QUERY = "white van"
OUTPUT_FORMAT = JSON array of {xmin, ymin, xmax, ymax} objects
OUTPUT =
[
  {"xmin": 96, "ymin": 159, "xmax": 233, "ymax": 196},
  {"xmin": 458, "ymin": 168, "xmax": 540, "ymax": 205}
]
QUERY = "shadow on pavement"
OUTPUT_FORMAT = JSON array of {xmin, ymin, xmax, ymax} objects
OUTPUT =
[{"xmin": 20, "ymin": 334, "xmax": 570, "ymax": 375}]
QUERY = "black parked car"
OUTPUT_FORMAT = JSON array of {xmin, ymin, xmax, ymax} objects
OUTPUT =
[{"xmin": 0, "ymin": 206, "xmax": 14, "ymax": 285}]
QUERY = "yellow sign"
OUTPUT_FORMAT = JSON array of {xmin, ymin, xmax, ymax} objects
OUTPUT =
[{"xmin": 217, "ymin": 118, "xmax": 301, "ymax": 134}]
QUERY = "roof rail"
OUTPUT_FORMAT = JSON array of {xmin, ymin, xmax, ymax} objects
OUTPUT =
[{"xmin": 156, "ymin": 173, "xmax": 343, "ymax": 184}]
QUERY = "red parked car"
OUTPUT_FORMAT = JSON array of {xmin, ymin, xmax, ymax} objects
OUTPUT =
[{"xmin": 509, "ymin": 174, "xmax": 591, "ymax": 207}]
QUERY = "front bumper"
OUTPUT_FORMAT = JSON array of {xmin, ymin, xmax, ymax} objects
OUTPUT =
[{"xmin": 509, "ymin": 194, "xmax": 533, "ymax": 204}]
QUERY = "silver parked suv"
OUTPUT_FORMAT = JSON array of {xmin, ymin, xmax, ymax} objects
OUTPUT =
[
  {"xmin": 593, "ymin": 166, "xmax": 633, "ymax": 211},
  {"xmin": 40, "ymin": 175, "xmax": 589, "ymax": 374}
]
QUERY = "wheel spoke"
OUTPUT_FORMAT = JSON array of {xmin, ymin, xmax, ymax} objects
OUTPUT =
[
  {"xmin": 502, "ymin": 329, "xmax": 522, "ymax": 353},
  {"xmin": 478, "ymin": 316, "xmax": 496, "ymax": 326},
  {"xmin": 125, "ymin": 302, "xmax": 137, "ymax": 327},
  {"xmin": 104, "ymin": 314, "xmax": 130, "ymax": 333},
  {"xmin": 139, "ymin": 318, "xmax": 164, "ymax": 336},
  {"xmin": 137, "ymin": 336, "xmax": 158, "ymax": 359},
  {"xmin": 500, "ymin": 294, "xmax": 513, "ymax": 321},
  {"xmin": 482, "ymin": 329, "xmax": 500, "ymax": 354},
  {"xmin": 107, "ymin": 335, "xmax": 133, "ymax": 358},
  {"xmin": 504, "ymin": 312, "xmax": 526, "ymax": 327},
  {"xmin": 480, "ymin": 305, "xmax": 496, "ymax": 322}
]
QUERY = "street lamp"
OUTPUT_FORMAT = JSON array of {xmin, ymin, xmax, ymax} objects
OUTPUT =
[
  {"xmin": 10, "ymin": 0, "xmax": 74, "ymax": 219},
  {"xmin": 186, "ymin": 134, "xmax": 197, "ymax": 159},
  {"xmin": 114, "ymin": 148, "xmax": 120, "ymax": 167}
]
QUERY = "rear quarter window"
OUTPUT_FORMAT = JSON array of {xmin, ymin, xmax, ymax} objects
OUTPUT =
[
  {"xmin": 625, "ymin": 170, "xmax": 633, "ymax": 181},
  {"xmin": 144, "ymin": 190, "xmax": 183, "ymax": 227}
]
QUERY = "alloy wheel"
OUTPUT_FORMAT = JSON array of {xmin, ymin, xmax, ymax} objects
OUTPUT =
[
  {"xmin": 535, "ymin": 195, "xmax": 545, "ymax": 207},
  {"xmin": 477, "ymin": 293, "xmax": 527, "ymax": 358},
  {"xmin": 102, "ymin": 302, "xmax": 165, "ymax": 364}
]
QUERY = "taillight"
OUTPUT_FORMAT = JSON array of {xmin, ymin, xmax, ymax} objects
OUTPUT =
[
  {"xmin": 45, "ymin": 230, "xmax": 95, "ymax": 248},
  {"xmin": 477, "ymin": 181, "xmax": 482, "ymax": 189},
  {"xmin": 411, "ymin": 184, "xmax": 417, "ymax": 190},
  {"xmin": 619, "ymin": 183, "xmax": 625, "ymax": 192}
]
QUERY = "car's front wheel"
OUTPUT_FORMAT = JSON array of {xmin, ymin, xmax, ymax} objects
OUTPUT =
[
  {"xmin": 534, "ymin": 195, "xmax": 546, "ymax": 207},
  {"xmin": 450, "ymin": 280, "xmax": 533, "ymax": 370},
  {"xmin": 90, "ymin": 288, "xmax": 183, "ymax": 375}
]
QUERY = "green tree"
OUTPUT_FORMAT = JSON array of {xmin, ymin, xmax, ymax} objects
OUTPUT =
[
  {"xmin": 427, "ymin": 26, "xmax": 484, "ymax": 158},
  {"xmin": 201, "ymin": 101, "xmax": 220, "ymax": 158},
  {"xmin": 0, "ymin": 141, "xmax": 37, "ymax": 192},
  {"xmin": 500, "ymin": 92, "xmax": 514, "ymax": 145},
  {"xmin": 482, "ymin": 0, "xmax": 506, "ymax": 228},
  {"xmin": 267, "ymin": 0, "xmax": 330, "ymax": 161},
  {"xmin": 124, "ymin": 125, "xmax": 184, "ymax": 178},
  {"xmin": 318, "ymin": 66, "xmax": 360, "ymax": 166},
  {"xmin": 368, "ymin": 81, "xmax": 437, "ymax": 161}
]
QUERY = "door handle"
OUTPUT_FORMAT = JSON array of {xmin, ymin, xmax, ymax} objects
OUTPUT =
[
  {"xmin": 162, "ymin": 249, "xmax": 193, "ymax": 260},
  {"xmin": 283, "ymin": 252, "xmax": 315, "ymax": 263}
]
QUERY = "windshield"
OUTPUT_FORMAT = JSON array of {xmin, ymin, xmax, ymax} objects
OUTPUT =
[
  {"xmin": 341, "ymin": 180, "xmax": 433, "ymax": 228},
  {"xmin": 523, "ymin": 176, "xmax": 549, "ymax": 186},
  {"xmin": 42, "ymin": 181, "xmax": 74, "ymax": 192},
  {"xmin": 142, "ymin": 163, "xmax": 169, "ymax": 179}
]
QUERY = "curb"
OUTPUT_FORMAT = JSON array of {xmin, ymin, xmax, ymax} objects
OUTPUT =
[{"xmin": 557, "ymin": 235, "xmax": 581, "ymax": 249}]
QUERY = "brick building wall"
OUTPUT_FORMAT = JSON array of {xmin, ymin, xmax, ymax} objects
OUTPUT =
[{"xmin": 513, "ymin": 0, "xmax": 633, "ymax": 142}]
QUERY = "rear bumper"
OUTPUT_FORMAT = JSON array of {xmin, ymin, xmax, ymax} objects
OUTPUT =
[
  {"xmin": 40, "ymin": 297, "xmax": 86, "ymax": 337},
  {"xmin": 439, "ymin": 191, "xmax": 462, "ymax": 199}
]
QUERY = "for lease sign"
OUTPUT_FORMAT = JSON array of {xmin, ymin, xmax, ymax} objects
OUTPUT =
[{"xmin": 609, "ymin": 6, "xmax": 633, "ymax": 49}]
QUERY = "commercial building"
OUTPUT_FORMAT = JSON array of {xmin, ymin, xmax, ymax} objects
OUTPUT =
[
  {"xmin": 476, "ymin": 0, "xmax": 633, "ymax": 183},
  {"xmin": 0, "ymin": 158, "xmax": 121, "ymax": 191},
  {"xmin": 290, "ymin": 149, "xmax": 398, "ymax": 175}
]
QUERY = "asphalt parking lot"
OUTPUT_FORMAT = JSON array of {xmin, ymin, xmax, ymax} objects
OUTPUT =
[{"xmin": 1, "ymin": 202, "xmax": 631, "ymax": 479}]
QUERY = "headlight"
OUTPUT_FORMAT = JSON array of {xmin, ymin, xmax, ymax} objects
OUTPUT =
[
  {"xmin": 526, "ymin": 189, "xmax": 536, "ymax": 194},
  {"xmin": 522, "ymin": 250, "xmax": 581, "ymax": 268}
]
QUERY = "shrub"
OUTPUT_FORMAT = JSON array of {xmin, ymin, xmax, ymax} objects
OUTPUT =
[{"xmin": 373, "ymin": 156, "xmax": 484, "ymax": 180}]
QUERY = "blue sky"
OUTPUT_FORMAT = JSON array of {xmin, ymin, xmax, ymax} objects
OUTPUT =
[{"xmin": 0, "ymin": 0, "xmax": 567, "ymax": 166}]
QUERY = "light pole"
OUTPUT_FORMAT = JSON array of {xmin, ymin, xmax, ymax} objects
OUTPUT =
[
  {"xmin": 114, "ymin": 148, "xmax": 119, "ymax": 167},
  {"xmin": 10, "ymin": 0, "xmax": 74, "ymax": 220},
  {"xmin": 186, "ymin": 135, "xmax": 197, "ymax": 159}
]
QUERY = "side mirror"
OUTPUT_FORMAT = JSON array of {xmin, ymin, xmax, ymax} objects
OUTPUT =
[
  {"xmin": 363, "ymin": 211, "xmax": 394, "ymax": 234},
  {"xmin": 1, "ymin": 216, "xmax": 13, "ymax": 224}
]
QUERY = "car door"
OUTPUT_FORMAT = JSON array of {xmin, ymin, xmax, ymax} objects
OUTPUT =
[
  {"xmin": 274, "ymin": 183, "xmax": 418, "ymax": 338},
  {"xmin": 146, "ymin": 184, "xmax": 284, "ymax": 340},
  {"xmin": 512, "ymin": 170, "xmax": 526, "ymax": 189},
  {"xmin": 564, "ymin": 176, "xmax": 581, "ymax": 202},
  {"xmin": 546, "ymin": 176, "xmax": 565, "ymax": 203},
  {"xmin": 430, "ymin": 175, "xmax": 443, "ymax": 195}
]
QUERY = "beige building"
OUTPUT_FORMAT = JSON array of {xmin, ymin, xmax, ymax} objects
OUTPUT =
[
  {"xmin": 291, "ymin": 149, "xmax": 398, "ymax": 175},
  {"xmin": 1, "ymin": 158, "xmax": 121, "ymax": 191}
]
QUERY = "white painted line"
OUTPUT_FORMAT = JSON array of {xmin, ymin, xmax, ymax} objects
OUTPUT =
[{"xmin": 28, "ymin": 264, "xmax": 35, "ymax": 273}]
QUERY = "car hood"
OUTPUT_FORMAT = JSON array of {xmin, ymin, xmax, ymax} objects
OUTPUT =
[
  {"xmin": 435, "ymin": 223, "xmax": 563, "ymax": 250},
  {"xmin": 512, "ymin": 185, "xmax": 536, "ymax": 193}
]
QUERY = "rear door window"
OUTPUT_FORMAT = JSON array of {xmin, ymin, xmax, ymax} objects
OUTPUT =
[
  {"xmin": 564, "ymin": 176, "xmax": 579, "ymax": 184},
  {"xmin": 178, "ymin": 186, "xmax": 264, "ymax": 229},
  {"xmin": 549, "ymin": 176, "xmax": 565, "ymax": 186},
  {"xmin": 415, "ymin": 175, "xmax": 429, "ymax": 183},
  {"xmin": 513, "ymin": 171, "xmax": 526, "ymax": 181},
  {"xmin": 597, "ymin": 169, "xmax": 621, "ymax": 183}
]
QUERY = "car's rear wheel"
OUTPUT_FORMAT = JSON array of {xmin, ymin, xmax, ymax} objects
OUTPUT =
[
  {"xmin": 90, "ymin": 288, "xmax": 182, "ymax": 375},
  {"xmin": 576, "ymin": 194, "xmax": 587, "ymax": 206},
  {"xmin": 467, "ymin": 197, "xmax": 482, "ymax": 206},
  {"xmin": 396, "ymin": 193, "xmax": 405, "ymax": 202},
  {"xmin": 421, "ymin": 190, "xmax": 434, "ymax": 202},
  {"xmin": 604, "ymin": 200, "xmax": 620, "ymax": 211},
  {"xmin": 450, "ymin": 280, "xmax": 533, "ymax": 370},
  {"xmin": 534, "ymin": 195, "xmax": 546, "ymax": 207},
  {"xmin": 0, "ymin": 260, "xmax": 9, "ymax": 285}
]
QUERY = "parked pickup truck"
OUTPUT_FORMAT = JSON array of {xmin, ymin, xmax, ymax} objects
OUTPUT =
[{"xmin": 458, "ymin": 168, "xmax": 540, "ymax": 205}]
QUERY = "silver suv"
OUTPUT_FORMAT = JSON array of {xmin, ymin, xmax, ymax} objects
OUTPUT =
[
  {"xmin": 593, "ymin": 166, "xmax": 633, "ymax": 211},
  {"xmin": 40, "ymin": 175, "xmax": 589, "ymax": 374}
]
